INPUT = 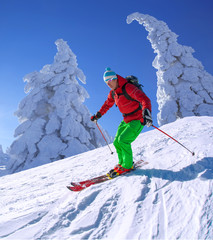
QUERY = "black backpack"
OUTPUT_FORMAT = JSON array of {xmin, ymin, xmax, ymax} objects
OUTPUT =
[
  {"xmin": 125, "ymin": 75, "xmax": 144, "ymax": 92},
  {"xmin": 111, "ymin": 75, "xmax": 144, "ymax": 116}
]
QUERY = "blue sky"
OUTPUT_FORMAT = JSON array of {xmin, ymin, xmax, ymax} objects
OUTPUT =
[{"xmin": 0, "ymin": 0, "xmax": 213, "ymax": 151}]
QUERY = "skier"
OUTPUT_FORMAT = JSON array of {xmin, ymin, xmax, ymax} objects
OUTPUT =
[{"xmin": 91, "ymin": 68, "xmax": 152, "ymax": 178}]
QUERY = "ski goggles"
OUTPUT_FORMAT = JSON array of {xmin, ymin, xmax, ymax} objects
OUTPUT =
[{"xmin": 104, "ymin": 77, "xmax": 116, "ymax": 83}]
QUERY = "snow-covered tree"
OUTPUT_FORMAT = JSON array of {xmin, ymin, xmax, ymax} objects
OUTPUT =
[
  {"xmin": 0, "ymin": 145, "xmax": 10, "ymax": 176},
  {"xmin": 9, "ymin": 39, "xmax": 111, "ymax": 172},
  {"xmin": 127, "ymin": 13, "xmax": 213, "ymax": 126}
]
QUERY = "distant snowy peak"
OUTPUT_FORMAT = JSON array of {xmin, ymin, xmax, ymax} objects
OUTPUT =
[{"xmin": 127, "ymin": 12, "xmax": 213, "ymax": 126}]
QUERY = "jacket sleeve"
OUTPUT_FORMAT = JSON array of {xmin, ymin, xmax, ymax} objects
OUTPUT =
[
  {"xmin": 126, "ymin": 83, "xmax": 152, "ymax": 112},
  {"xmin": 99, "ymin": 91, "xmax": 115, "ymax": 116}
]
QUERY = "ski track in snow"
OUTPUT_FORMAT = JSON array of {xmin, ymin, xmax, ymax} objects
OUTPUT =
[{"xmin": 0, "ymin": 116, "xmax": 213, "ymax": 240}]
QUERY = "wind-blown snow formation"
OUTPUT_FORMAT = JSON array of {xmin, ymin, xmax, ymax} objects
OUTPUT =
[
  {"xmin": 127, "ymin": 12, "xmax": 213, "ymax": 126},
  {"xmin": 0, "ymin": 116, "xmax": 212, "ymax": 239},
  {"xmin": 8, "ymin": 39, "xmax": 111, "ymax": 173}
]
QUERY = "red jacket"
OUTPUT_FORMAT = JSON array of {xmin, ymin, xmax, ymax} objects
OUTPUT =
[{"xmin": 99, "ymin": 75, "xmax": 152, "ymax": 124}]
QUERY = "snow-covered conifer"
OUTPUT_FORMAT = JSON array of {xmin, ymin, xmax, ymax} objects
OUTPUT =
[
  {"xmin": 9, "ymin": 39, "xmax": 110, "ymax": 172},
  {"xmin": 0, "ymin": 145, "xmax": 10, "ymax": 176},
  {"xmin": 127, "ymin": 13, "xmax": 213, "ymax": 126}
]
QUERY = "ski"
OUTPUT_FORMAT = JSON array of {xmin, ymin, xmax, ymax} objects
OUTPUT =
[
  {"xmin": 70, "ymin": 174, "xmax": 108, "ymax": 187},
  {"xmin": 67, "ymin": 159, "xmax": 148, "ymax": 192}
]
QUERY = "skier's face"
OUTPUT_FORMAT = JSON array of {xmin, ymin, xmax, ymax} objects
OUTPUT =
[{"xmin": 106, "ymin": 79, "xmax": 118, "ymax": 90}]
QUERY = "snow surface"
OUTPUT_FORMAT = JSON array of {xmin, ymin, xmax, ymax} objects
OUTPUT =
[
  {"xmin": 127, "ymin": 13, "xmax": 213, "ymax": 126},
  {"xmin": 0, "ymin": 116, "xmax": 213, "ymax": 240}
]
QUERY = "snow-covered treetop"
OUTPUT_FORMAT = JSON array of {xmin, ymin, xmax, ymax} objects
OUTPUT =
[
  {"xmin": 127, "ymin": 12, "xmax": 213, "ymax": 126},
  {"xmin": 24, "ymin": 39, "xmax": 86, "ymax": 95}
]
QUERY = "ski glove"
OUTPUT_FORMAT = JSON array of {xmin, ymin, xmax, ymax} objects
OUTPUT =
[
  {"xmin": 142, "ymin": 109, "xmax": 153, "ymax": 127},
  {"xmin": 91, "ymin": 112, "xmax": 102, "ymax": 122}
]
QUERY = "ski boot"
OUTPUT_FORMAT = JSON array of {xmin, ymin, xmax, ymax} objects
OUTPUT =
[
  {"xmin": 106, "ymin": 164, "xmax": 121, "ymax": 179},
  {"xmin": 106, "ymin": 164, "xmax": 134, "ymax": 179}
]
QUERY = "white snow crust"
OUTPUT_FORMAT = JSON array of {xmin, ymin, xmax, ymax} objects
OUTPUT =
[
  {"xmin": 127, "ymin": 12, "xmax": 213, "ymax": 126},
  {"xmin": 0, "ymin": 116, "xmax": 213, "ymax": 239}
]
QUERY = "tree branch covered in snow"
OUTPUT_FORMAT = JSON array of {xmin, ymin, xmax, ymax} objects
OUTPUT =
[
  {"xmin": 127, "ymin": 12, "xmax": 213, "ymax": 126},
  {"xmin": 8, "ymin": 39, "xmax": 111, "ymax": 173}
]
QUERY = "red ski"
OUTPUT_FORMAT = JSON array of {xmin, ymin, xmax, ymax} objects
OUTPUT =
[{"xmin": 67, "ymin": 159, "xmax": 148, "ymax": 192}]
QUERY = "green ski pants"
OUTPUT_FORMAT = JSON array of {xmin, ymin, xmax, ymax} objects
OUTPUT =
[{"xmin": 113, "ymin": 120, "xmax": 144, "ymax": 169}]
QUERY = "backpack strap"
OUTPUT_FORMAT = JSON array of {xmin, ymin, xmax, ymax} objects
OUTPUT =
[
  {"xmin": 111, "ymin": 82, "xmax": 142, "ymax": 116},
  {"xmin": 111, "ymin": 90, "xmax": 115, "ymax": 100},
  {"xmin": 122, "ymin": 104, "xmax": 142, "ymax": 117},
  {"xmin": 122, "ymin": 82, "xmax": 138, "ymax": 102},
  {"xmin": 122, "ymin": 82, "xmax": 142, "ymax": 116}
]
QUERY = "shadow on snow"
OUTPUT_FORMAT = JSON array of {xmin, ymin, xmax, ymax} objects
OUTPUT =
[{"xmin": 135, "ymin": 157, "xmax": 213, "ymax": 182}]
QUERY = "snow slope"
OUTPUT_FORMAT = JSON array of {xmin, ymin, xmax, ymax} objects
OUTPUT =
[{"xmin": 0, "ymin": 116, "xmax": 213, "ymax": 240}]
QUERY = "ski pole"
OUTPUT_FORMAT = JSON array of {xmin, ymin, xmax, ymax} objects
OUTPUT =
[
  {"xmin": 95, "ymin": 120, "xmax": 114, "ymax": 154},
  {"xmin": 152, "ymin": 125, "xmax": 195, "ymax": 156}
]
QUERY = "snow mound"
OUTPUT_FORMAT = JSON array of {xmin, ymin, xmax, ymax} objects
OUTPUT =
[{"xmin": 0, "ymin": 116, "xmax": 213, "ymax": 239}]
